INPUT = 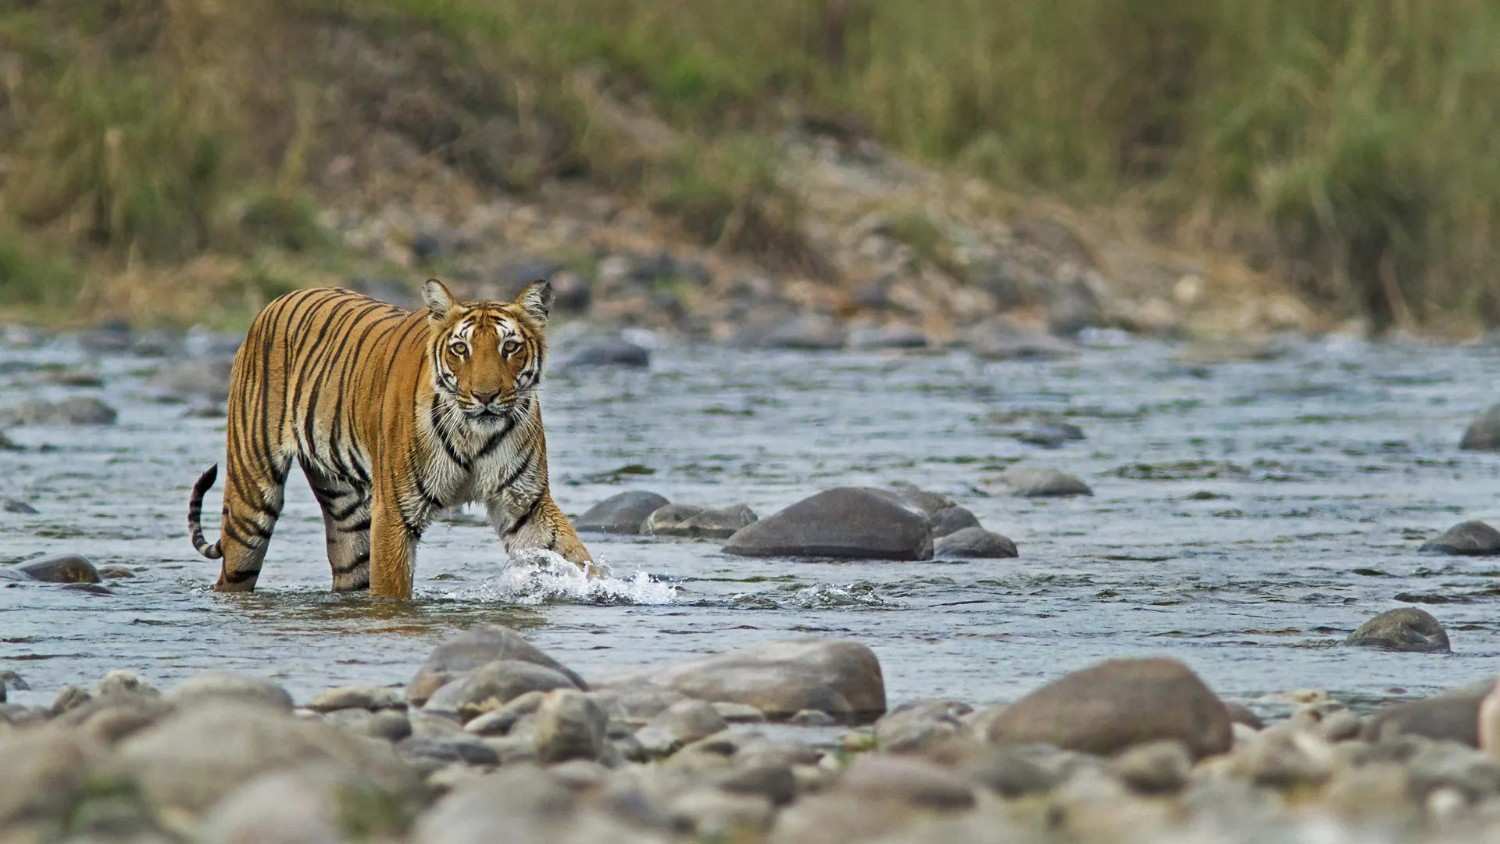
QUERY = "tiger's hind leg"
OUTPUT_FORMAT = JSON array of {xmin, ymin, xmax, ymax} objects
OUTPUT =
[
  {"xmin": 214, "ymin": 453, "xmax": 294, "ymax": 592},
  {"xmin": 303, "ymin": 462, "xmax": 372, "ymax": 591}
]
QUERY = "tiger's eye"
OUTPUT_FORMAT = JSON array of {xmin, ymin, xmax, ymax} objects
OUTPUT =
[
  {"xmin": 502, "ymin": 340, "xmax": 522, "ymax": 356},
  {"xmin": 450, "ymin": 341, "xmax": 469, "ymax": 356}
]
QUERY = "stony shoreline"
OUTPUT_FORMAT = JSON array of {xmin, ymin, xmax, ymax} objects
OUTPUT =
[{"xmin": 5, "ymin": 626, "xmax": 1500, "ymax": 843}]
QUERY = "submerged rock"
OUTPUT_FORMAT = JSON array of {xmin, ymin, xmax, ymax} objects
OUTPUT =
[
  {"xmin": 0, "ymin": 397, "xmax": 117, "ymax": 426},
  {"xmin": 576, "ymin": 491, "xmax": 671, "ymax": 535},
  {"xmin": 1460, "ymin": 404, "xmax": 1500, "ymax": 451},
  {"xmin": 17, "ymin": 555, "xmax": 100, "ymax": 584},
  {"xmin": 933, "ymin": 527, "xmax": 1017, "ymax": 559},
  {"xmin": 407, "ymin": 625, "xmax": 585, "ymax": 706},
  {"xmin": 1345, "ymin": 608, "xmax": 1451, "ymax": 653},
  {"xmin": 606, "ymin": 639, "xmax": 886, "ymax": 723},
  {"xmin": 992, "ymin": 466, "xmax": 1092, "ymax": 498},
  {"xmin": 1420, "ymin": 520, "xmax": 1500, "ymax": 555},
  {"xmin": 562, "ymin": 337, "xmax": 651, "ymax": 369},
  {"xmin": 723, "ymin": 487, "xmax": 933, "ymax": 561},
  {"xmin": 642, "ymin": 503, "xmax": 757, "ymax": 539},
  {"xmin": 929, "ymin": 505, "xmax": 980, "ymax": 538},
  {"xmin": 988, "ymin": 657, "xmax": 1232, "ymax": 759}
]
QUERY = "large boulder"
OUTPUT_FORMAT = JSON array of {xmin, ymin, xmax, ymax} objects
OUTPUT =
[
  {"xmin": 722, "ymin": 488, "xmax": 933, "ymax": 561},
  {"xmin": 606, "ymin": 639, "xmax": 886, "ymax": 723},
  {"xmin": 561, "ymin": 338, "xmax": 651, "ymax": 370},
  {"xmin": 1345, "ymin": 608, "xmax": 1451, "ymax": 653},
  {"xmin": 407, "ymin": 626, "xmax": 585, "ymax": 706},
  {"xmin": 643, "ymin": 503, "xmax": 757, "ymax": 539},
  {"xmin": 1420, "ymin": 520, "xmax": 1500, "ymax": 555},
  {"xmin": 16, "ymin": 555, "xmax": 100, "ymax": 584},
  {"xmin": 1460, "ymin": 405, "xmax": 1500, "ymax": 451},
  {"xmin": 576, "ymin": 491, "xmax": 671, "ymax": 535},
  {"xmin": 987, "ymin": 657, "xmax": 1232, "ymax": 759},
  {"xmin": 112, "ymin": 701, "xmax": 419, "ymax": 815}
]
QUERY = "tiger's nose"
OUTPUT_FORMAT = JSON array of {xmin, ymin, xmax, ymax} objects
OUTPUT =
[{"xmin": 473, "ymin": 389, "xmax": 501, "ymax": 405}]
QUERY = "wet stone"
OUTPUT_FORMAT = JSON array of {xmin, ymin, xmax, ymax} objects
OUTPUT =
[
  {"xmin": 407, "ymin": 625, "xmax": 585, "ymax": 706},
  {"xmin": 723, "ymin": 487, "xmax": 933, "ymax": 561},
  {"xmin": 635, "ymin": 699, "xmax": 729, "ymax": 757},
  {"xmin": 713, "ymin": 702, "xmax": 768, "ymax": 723},
  {"xmin": 576, "ymin": 491, "xmax": 672, "ymax": 535},
  {"xmin": 933, "ymin": 527, "xmax": 1018, "ymax": 559},
  {"xmin": 993, "ymin": 466, "xmax": 1093, "ymax": 497},
  {"xmin": 17, "ymin": 555, "xmax": 100, "ymax": 584},
  {"xmin": 1112, "ymin": 740, "xmax": 1192, "ymax": 794},
  {"xmin": 399, "ymin": 735, "xmax": 501, "ymax": 771},
  {"xmin": 1365, "ymin": 683, "xmax": 1492, "ymax": 747},
  {"xmin": 1345, "ymin": 607, "xmax": 1451, "ymax": 653},
  {"xmin": 837, "ymin": 754, "xmax": 976, "ymax": 810},
  {"xmin": 307, "ymin": 685, "xmax": 405, "ymax": 712},
  {"xmin": 97, "ymin": 566, "xmax": 135, "ymax": 579},
  {"xmin": 847, "ymin": 324, "xmax": 928, "ymax": 350},
  {"xmin": 874, "ymin": 699, "xmax": 971, "ymax": 753},
  {"xmin": 1460, "ymin": 404, "xmax": 1500, "ymax": 451},
  {"xmin": 1420, "ymin": 520, "xmax": 1500, "ymax": 555},
  {"xmin": 464, "ymin": 689, "xmax": 546, "ymax": 736},
  {"xmin": 533, "ymin": 689, "xmax": 608, "ymax": 763},
  {"xmin": 424, "ymin": 659, "xmax": 580, "ymax": 720},
  {"xmin": 930, "ymin": 505, "xmax": 980, "ymax": 538},
  {"xmin": 561, "ymin": 336, "xmax": 651, "ymax": 369},
  {"xmin": 168, "ymin": 672, "xmax": 294, "ymax": 711},
  {"xmin": 642, "ymin": 503, "xmax": 758, "ymax": 539},
  {"xmin": 2, "ymin": 499, "xmax": 38, "ymax": 514},
  {"xmin": 0, "ymin": 396, "xmax": 117, "ymax": 426}
]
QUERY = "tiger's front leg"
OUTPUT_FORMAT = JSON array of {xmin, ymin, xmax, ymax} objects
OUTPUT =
[
  {"xmin": 369, "ymin": 494, "xmax": 418, "ymax": 599},
  {"xmin": 488, "ymin": 491, "xmax": 594, "ymax": 575}
]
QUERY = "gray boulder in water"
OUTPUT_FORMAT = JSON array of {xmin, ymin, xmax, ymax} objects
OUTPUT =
[
  {"xmin": 933, "ymin": 527, "xmax": 1018, "ymax": 559},
  {"xmin": 17, "ymin": 555, "xmax": 100, "ymax": 584},
  {"xmin": 604, "ymin": 639, "xmax": 887, "ymax": 723},
  {"xmin": 987, "ymin": 657, "xmax": 1232, "ymax": 759},
  {"xmin": 1345, "ymin": 607, "xmax": 1451, "ymax": 653},
  {"xmin": 722, "ymin": 487, "xmax": 933, "ymax": 561},
  {"xmin": 1460, "ymin": 404, "xmax": 1500, "ymax": 451},
  {"xmin": 576, "ymin": 490, "xmax": 671, "ymax": 534},
  {"xmin": 993, "ymin": 466, "xmax": 1092, "ymax": 497},
  {"xmin": 561, "ymin": 337, "xmax": 650, "ymax": 369},
  {"xmin": 642, "ymin": 503, "xmax": 757, "ymax": 539},
  {"xmin": 1420, "ymin": 520, "xmax": 1500, "ymax": 555},
  {"xmin": 0, "ymin": 397, "xmax": 117, "ymax": 426}
]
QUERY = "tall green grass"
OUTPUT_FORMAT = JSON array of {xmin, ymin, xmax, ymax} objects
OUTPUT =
[{"xmin": 3, "ymin": 0, "xmax": 1498, "ymax": 330}]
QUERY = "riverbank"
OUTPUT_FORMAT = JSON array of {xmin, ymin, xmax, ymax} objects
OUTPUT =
[{"xmin": 4, "ymin": 629, "xmax": 1500, "ymax": 843}]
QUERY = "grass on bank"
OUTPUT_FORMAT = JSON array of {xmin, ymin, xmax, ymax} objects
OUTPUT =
[{"xmin": 2, "ymin": 0, "xmax": 1499, "ymax": 331}]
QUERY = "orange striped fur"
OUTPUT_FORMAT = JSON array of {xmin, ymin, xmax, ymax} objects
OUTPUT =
[{"xmin": 187, "ymin": 279, "xmax": 592, "ymax": 598}]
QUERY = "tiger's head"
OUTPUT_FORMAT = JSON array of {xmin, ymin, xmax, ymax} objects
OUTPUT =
[{"xmin": 422, "ymin": 278, "xmax": 550, "ymax": 427}]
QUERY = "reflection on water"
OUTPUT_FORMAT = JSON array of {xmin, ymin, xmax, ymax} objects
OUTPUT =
[{"xmin": 4, "ymin": 329, "xmax": 1500, "ymax": 717}]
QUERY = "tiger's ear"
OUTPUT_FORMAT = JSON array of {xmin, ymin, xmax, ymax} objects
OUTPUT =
[
  {"xmin": 514, "ymin": 279, "xmax": 553, "ymax": 327},
  {"xmin": 422, "ymin": 278, "xmax": 455, "ymax": 323}
]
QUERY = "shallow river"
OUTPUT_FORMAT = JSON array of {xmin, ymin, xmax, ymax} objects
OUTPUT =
[{"xmin": 4, "ymin": 327, "xmax": 1500, "ymax": 717}]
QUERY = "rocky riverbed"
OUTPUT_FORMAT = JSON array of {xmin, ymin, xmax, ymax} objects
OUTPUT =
[{"xmin": 7, "ymin": 630, "xmax": 1500, "ymax": 842}]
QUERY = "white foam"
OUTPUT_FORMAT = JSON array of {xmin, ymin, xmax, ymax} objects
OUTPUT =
[{"xmin": 465, "ymin": 549, "xmax": 678, "ymax": 606}]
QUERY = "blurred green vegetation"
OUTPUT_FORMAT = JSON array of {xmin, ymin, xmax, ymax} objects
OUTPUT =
[{"xmin": 1, "ymin": 0, "xmax": 1498, "ymax": 330}]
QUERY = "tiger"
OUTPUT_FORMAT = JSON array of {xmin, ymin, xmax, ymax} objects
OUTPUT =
[{"xmin": 186, "ymin": 278, "xmax": 593, "ymax": 599}]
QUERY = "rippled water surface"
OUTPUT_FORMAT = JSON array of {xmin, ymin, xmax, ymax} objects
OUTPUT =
[{"xmin": 5, "ymin": 329, "xmax": 1500, "ymax": 716}]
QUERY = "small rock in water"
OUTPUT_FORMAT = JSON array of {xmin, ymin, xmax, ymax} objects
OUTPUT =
[
  {"xmin": 1460, "ymin": 404, "xmax": 1500, "ymax": 451},
  {"xmin": 930, "ymin": 505, "xmax": 980, "ymax": 538},
  {"xmin": 988, "ymin": 657, "xmax": 1231, "ymax": 759},
  {"xmin": 576, "ymin": 490, "xmax": 671, "ymax": 534},
  {"xmin": 992, "ymin": 466, "xmax": 1093, "ymax": 498},
  {"xmin": 17, "ymin": 555, "xmax": 100, "ymax": 584},
  {"xmin": 847, "ymin": 324, "xmax": 928, "ymax": 350},
  {"xmin": 603, "ymin": 639, "xmax": 886, "ymax": 723},
  {"xmin": 407, "ymin": 625, "xmax": 586, "ymax": 705},
  {"xmin": 149, "ymin": 358, "xmax": 233, "ymax": 403},
  {"xmin": 0, "ymin": 430, "xmax": 20, "ymax": 451},
  {"xmin": 2, "ymin": 499, "xmax": 38, "ymax": 514},
  {"xmin": 933, "ymin": 527, "xmax": 1018, "ymax": 559},
  {"xmin": 1010, "ymin": 420, "xmax": 1086, "ymax": 448},
  {"xmin": 0, "ymin": 396, "xmax": 118, "ymax": 426},
  {"xmin": 1420, "ymin": 520, "xmax": 1500, "ymax": 555},
  {"xmin": 642, "ymin": 503, "xmax": 757, "ymax": 539},
  {"xmin": 967, "ymin": 320, "xmax": 1075, "ymax": 361},
  {"xmin": 561, "ymin": 337, "xmax": 651, "ymax": 369},
  {"xmin": 533, "ymin": 689, "xmax": 607, "ymax": 763},
  {"xmin": 97, "ymin": 565, "xmax": 135, "ymax": 579},
  {"xmin": 722, "ymin": 487, "xmax": 933, "ymax": 561},
  {"xmin": 1345, "ymin": 607, "xmax": 1451, "ymax": 653}
]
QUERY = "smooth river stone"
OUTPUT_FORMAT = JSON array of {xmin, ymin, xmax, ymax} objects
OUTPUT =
[
  {"xmin": 575, "ymin": 490, "xmax": 670, "ymax": 534},
  {"xmin": 1420, "ymin": 520, "xmax": 1500, "ymax": 555},
  {"xmin": 1365, "ymin": 681, "xmax": 1494, "ymax": 747},
  {"xmin": 16, "ymin": 555, "xmax": 100, "ymax": 584},
  {"xmin": 933, "ymin": 527, "xmax": 1018, "ymax": 559},
  {"xmin": 642, "ymin": 503, "xmax": 757, "ymax": 539},
  {"xmin": 722, "ymin": 487, "xmax": 933, "ymax": 561},
  {"xmin": 407, "ymin": 625, "xmax": 585, "ymax": 706},
  {"xmin": 993, "ymin": 466, "xmax": 1093, "ymax": 497},
  {"xmin": 988, "ymin": 657, "xmax": 1232, "ymax": 759},
  {"xmin": 1460, "ymin": 404, "xmax": 1500, "ymax": 451},
  {"xmin": 604, "ymin": 639, "xmax": 887, "ymax": 724},
  {"xmin": 1345, "ymin": 607, "xmax": 1451, "ymax": 653}
]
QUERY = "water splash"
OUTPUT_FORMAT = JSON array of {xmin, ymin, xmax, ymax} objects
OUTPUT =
[
  {"xmin": 465, "ymin": 549, "xmax": 678, "ymax": 606},
  {"xmin": 730, "ymin": 580, "xmax": 903, "ymax": 610}
]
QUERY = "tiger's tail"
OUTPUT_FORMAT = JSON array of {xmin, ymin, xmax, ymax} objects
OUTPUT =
[{"xmin": 188, "ymin": 464, "xmax": 224, "ymax": 559}]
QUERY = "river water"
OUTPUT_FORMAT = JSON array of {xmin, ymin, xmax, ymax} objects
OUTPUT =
[{"xmin": 4, "ymin": 327, "xmax": 1500, "ymax": 717}]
